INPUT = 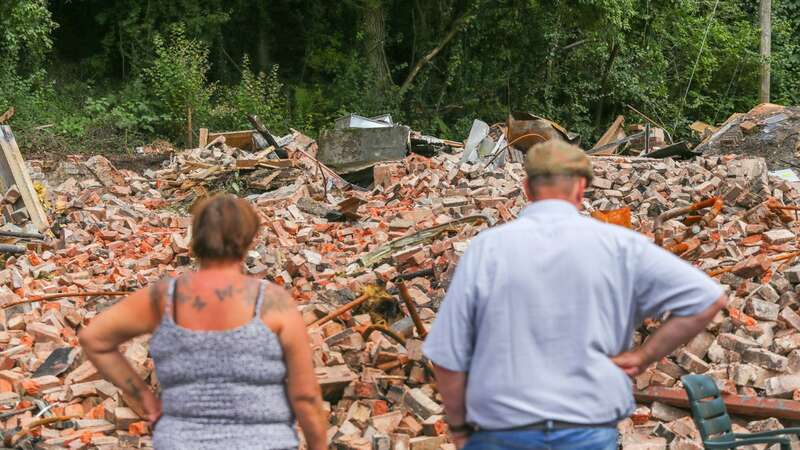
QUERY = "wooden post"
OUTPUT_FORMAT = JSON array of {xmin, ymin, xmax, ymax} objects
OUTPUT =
[
  {"xmin": 186, "ymin": 105, "xmax": 193, "ymax": 149},
  {"xmin": 760, "ymin": 0, "xmax": 771, "ymax": 104},
  {"xmin": 198, "ymin": 128, "xmax": 208, "ymax": 148}
]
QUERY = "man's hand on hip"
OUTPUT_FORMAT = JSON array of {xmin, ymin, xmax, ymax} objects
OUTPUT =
[
  {"xmin": 611, "ymin": 349, "xmax": 650, "ymax": 376},
  {"xmin": 613, "ymin": 295, "xmax": 726, "ymax": 376}
]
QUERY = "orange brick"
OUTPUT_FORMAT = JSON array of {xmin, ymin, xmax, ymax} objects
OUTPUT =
[
  {"xmin": 20, "ymin": 379, "xmax": 41, "ymax": 395},
  {"xmin": 64, "ymin": 404, "xmax": 84, "ymax": 417},
  {"xmin": 128, "ymin": 421, "xmax": 149, "ymax": 435},
  {"xmin": 86, "ymin": 404, "xmax": 105, "ymax": 419}
]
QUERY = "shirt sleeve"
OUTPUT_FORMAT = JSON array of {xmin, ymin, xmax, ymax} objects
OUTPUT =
[
  {"xmin": 422, "ymin": 238, "xmax": 480, "ymax": 372},
  {"xmin": 633, "ymin": 237, "xmax": 723, "ymax": 320}
]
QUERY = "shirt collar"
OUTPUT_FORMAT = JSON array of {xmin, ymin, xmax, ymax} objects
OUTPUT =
[{"xmin": 519, "ymin": 199, "xmax": 579, "ymax": 219}]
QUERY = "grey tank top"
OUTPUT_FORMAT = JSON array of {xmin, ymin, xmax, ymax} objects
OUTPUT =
[{"xmin": 149, "ymin": 278, "xmax": 299, "ymax": 450}]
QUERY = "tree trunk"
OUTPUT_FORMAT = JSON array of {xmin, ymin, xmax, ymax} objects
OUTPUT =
[
  {"xmin": 258, "ymin": 26, "xmax": 270, "ymax": 72},
  {"xmin": 362, "ymin": 0, "xmax": 393, "ymax": 93},
  {"xmin": 186, "ymin": 105, "xmax": 193, "ymax": 149},
  {"xmin": 760, "ymin": 0, "xmax": 771, "ymax": 103},
  {"xmin": 399, "ymin": 12, "xmax": 470, "ymax": 96},
  {"xmin": 594, "ymin": 41, "xmax": 619, "ymax": 131},
  {"xmin": 257, "ymin": 3, "xmax": 270, "ymax": 73}
]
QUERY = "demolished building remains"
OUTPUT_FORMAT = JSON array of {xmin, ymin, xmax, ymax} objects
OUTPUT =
[{"xmin": 2, "ymin": 108, "xmax": 800, "ymax": 449}]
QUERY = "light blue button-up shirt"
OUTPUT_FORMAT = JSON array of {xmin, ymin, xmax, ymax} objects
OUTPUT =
[{"xmin": 423, "ymin": 200, "xmax": 722, "ymax": 429}]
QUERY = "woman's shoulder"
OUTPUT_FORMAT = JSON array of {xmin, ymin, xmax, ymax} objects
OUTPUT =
[
  {"xmin": 146, "ymin": 275, "xmax": 178, "ymax": 317},
  {"xmin": 255, "ymin": 279, "xmax": 296, "ymax": 316}
]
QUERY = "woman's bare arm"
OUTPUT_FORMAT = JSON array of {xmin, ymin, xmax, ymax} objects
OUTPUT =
[
  {"xmin": 78, "ymin": 280, "xmax": 166, "ymax": 422},
  {"xmin": 265, "ymin": 287, "xmax": 327, "ymax": 450}
]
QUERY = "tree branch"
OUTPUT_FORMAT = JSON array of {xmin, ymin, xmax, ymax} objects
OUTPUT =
[{"xmin": 399, "ymin": 12, "xmax": 471, "ymax": 96}]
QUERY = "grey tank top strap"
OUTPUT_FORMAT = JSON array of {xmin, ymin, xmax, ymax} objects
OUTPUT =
[
  {"xmin": 164, "ymin": 278, "xmax": 178, "ymax": 320},
  {"xmin": 253, "ymin": 280, "xmax": 267, "ymax": 318}
]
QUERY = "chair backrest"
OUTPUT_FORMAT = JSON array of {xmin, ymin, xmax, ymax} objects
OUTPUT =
[{"xmin": 681, "ymin": 374, "xmax": 733, "ymax": 442}]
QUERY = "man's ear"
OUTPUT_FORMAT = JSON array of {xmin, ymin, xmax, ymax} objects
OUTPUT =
[
  {"xmin": 523, "ymin": 177, "xmax": 534, "ymax": 201},
  {"xmin": 573, "ymin": 177, "xmax": 587, "ymax": 205}
]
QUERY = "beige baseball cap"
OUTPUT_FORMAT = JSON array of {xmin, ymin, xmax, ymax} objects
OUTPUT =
[{"xmin": 524, "ymin": 140, "xmax": 593, "ymax": 182}]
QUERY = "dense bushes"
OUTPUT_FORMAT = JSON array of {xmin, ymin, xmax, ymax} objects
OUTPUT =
[{"xmin": 1, "ymin": 1, "xmax": 799, "ymax": 153}]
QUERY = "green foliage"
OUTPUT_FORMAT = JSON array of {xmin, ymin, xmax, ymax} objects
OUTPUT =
[
  {"xmin": 0, "ymin": 0, "xmax": 58, "ymax": 129},
  {"xmin": 144, "ymin": 26, "xmax": 214, "ymax": 138},
  {"xmin": 0, "ymin": 0, "xmax": 57, "ymax": 68},
  {"xmin": 2, "ymin": 0, "xmax": 798, "ymax": 152},
  {"xmin": 772, "ymin": 0, "xmax": 800, "ymax": 106},
  {"xmin": 85, "ymin": 84, "xmax": 165, "ymax": 136},
  {"xmin": 93, "ymin": 0, "xmax": 230, "ymax": 76},
  {"xmin": 210, "ymin": 56, "xmax": 289, "ymax": 132},
  {"xmin": 0, "ymin": 70, "xmax": 56, "ymax": 128}
]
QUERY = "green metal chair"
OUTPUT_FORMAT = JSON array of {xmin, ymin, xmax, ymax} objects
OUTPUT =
[{"xmin": 681, "ymin": 374, "xmax": 799, "ymax": 449}]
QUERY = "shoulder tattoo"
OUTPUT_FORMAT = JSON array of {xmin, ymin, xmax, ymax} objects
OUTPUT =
[
  {"xmin": 261, "ymin": 283, "xmax": 294, "ymax": 315},
  {"xmin": 124, "ymin": 377, "xmax": 143, "ymax": 402}
]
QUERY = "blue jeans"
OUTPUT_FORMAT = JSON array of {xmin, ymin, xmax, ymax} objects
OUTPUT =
[{"xmin": 462, "ymin": 427, "xmax": 618, "ymax": 450}]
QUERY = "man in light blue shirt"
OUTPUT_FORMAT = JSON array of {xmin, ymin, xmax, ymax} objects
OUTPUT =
[{"xmin": 423, "ymin": 141, "xmax": 727, "ymax": 450}]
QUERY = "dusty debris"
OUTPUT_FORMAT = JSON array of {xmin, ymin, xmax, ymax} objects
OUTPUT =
[
  {"xmin": 697, "ymin": 103, "xmax": 800, "ymax": 169},
  {"xmin": 592, "ymin": 115, "xmax": 626, "ymax": 156},
  {"xmin": 6, "ymin": 113, "xmax": 800, "ymax": 449},
  {"xmin": 506, "ymin": 111, "xmax": 580, "ymax": 151},
  {"xmin": 318, "ymin": 125, "xmax": 411, "ymax": 174},
  {"xmin": 318, "ymin": 114, "xmax": 462, "ymax": 177}
]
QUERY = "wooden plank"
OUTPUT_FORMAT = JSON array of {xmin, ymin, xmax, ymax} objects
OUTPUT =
[
  {"xmin": 635, "ymin": 386, "xmax": 800, "ymax": 421},
  {"xmin": 0, "ymin": 126, "xmax": 49, "ymax": 231},
  {"xmin": 235, "ymin": 159, "xmax": 260, "ymax": 169},
  {"xmin": 591, "ymin": 115, "xmax": 625, "ymax": 155},
  {"xmin": 198, "ymin": 128, "xmax": 209, "ymax": 148},
  {"xmin": 257, "ymin": 159, "xmax": 294, "ymax": 169},
  {"xmin": 236, "ymin": 158, "xmax": 294, "ymax": 170},
  {"xmin": 206, "ymin": 130, "xmax": 255, "ymax": 151}
]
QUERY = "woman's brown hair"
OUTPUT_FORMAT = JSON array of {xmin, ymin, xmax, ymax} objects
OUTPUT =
[{"xmin": 190, "ymin": 194, "xmax": 260, "ymax": 262}]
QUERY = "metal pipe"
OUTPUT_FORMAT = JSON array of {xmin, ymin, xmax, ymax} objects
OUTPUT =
[
  {"xmin": 0, "ymin": 230, "xmax": 46, "ymax": 240},
  {"xmin": 654, "ymin": 197, "xmax": 721, "ymax": 246},
  {"xmin": 309, "ymin": 292, "xmax": 371, "ymax": 328},
  {"xmin": 398, "ymin": 281, "xmax": 428, "ymax": 338},
  {"xmin": 2, "ymin": 291, "xmax": 129, "ymax": 309},
  {"xmin": 0, "ymin": 244, "xmax": 26, "ymax": 254},
  {"xmin": 362, "ymin": 325, "xmax": 407, "ymax": 346},
  {"xmin": 308, "ymin": 286, "xmax": 391, "ymax": 328}
]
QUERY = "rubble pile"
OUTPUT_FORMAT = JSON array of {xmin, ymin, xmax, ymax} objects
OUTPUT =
[
  {"xmin": 697, "ymin": 103, "xmax": 800, "ymax": 170},
  {"xmin": 588, "ymin": 155, "xmax": 800, "ymax": 449},
  {"xmin": 4, "ymin": 122, "xmax": 800, "ymax": 449}
]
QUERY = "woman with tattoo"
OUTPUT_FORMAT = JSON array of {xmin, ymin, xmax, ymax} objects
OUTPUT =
[{"xmin": 79, "ymin": 194, "xmax": 327, "ymax": 450}]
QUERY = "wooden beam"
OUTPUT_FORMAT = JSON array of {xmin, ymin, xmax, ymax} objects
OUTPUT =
[
  {"xmin": 592, "ymin": 115, "xmax": 625, "ymax": 155},
  {"xmin": 635, "ymin": 386, "xmax": 800, "ymax": 421},
  {"xmin": 198, "ymin": 128, "xmax": 209, "ymax": 148},
  {"xmin": 0, "ymin": 126, "xmax": 49, "ymax": 231},
  {"xmin": 206, "ymin": 130, "xmax": 255, "ymax": 151}
]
